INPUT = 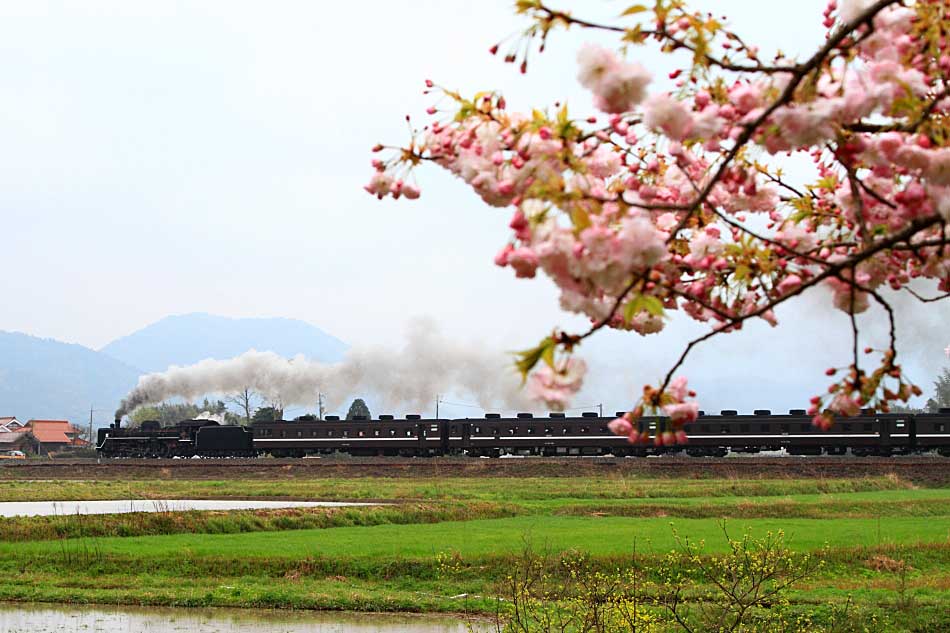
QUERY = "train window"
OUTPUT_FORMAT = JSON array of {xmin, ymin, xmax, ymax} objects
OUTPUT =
[
  {"xmin": 296, "ymin": 430, "xmax": 302, "ymax": 437},
  {"xmin": 895, "ymin": 421, "xmax": 906, "ymax": 429},
  {"xmin": 358, "ymin": 431, "xmax": 365, "ymax": 438},
  {"xmin": 280, "ymin": 430, "xmax": 286, "ymax": 438},
  {"xmin": 450, "ymin": 425, "xmax": 456, "ymax": 433},
  {"xmin": 327, "ymin": 430, "xmax": 334, "ymax": 437},
  {"xmin": 863, "ymin": 423, "xmax": 873, "ymax": 432},
  {"xmin": 342, "ymin": 430, "xmax": 349, "ymax": 438},
  {"xmin": 599, "ymin": 426, "xmax": 607, "ymax": 433},
  {"xmin": 739, "ymin": 424, "xmax": 750, "ymax": 433},
  {"xmin": 389, "ymin": 429, "xmax": 396, "ymax": 437},
  {"xmin": 544, "ymin": 427, "xmax": 552, "ymax": 435},
  {"xmin": 649, "ymin": 422, "xmax": 657, "ymax": 431},
  {"xmin": 937, "ymin": 423, "xmax": 946, "ymax": 432},
  {"xmin": 373, "ymin": 429, "xmax": 380, "ymax": 437},
  {"xmin": 474, "ymin": 426, "xmax": 481, "ymax": 434},
  {"xmin": 580, "ymin": 427, "xmax": 589, "ymax": 434},
  {"xmin": 405, "ymin": 429, "xmax": 413, "ymax": 437},
  {"xmin": 430, "ymin": 425, "xmax": 439, "ymax": 432},
  {"xmin": 562, "ymin": 427, "xmax": 569, "ymax": 435},
  {"xmin": 508, "ymin": 427, "xmax": 516, "ymax": 435}
]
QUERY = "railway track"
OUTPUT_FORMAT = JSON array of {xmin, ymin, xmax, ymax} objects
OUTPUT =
[{"xmin": 2, "ymin": 457, "xmax": 950, "ymax": 484}]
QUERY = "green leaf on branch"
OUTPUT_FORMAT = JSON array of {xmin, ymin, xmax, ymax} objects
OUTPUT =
[
  {"xmin": 623, "ymin": 294, "xmax": 665, "ymax": 323},
  {"xmin": 514, "ymin": 336, "xmax": 557, "ymax": 383},
  {"xmin": 570, "ymin": 207, "xmax": 592, "ymax": 232},
  {"xmin": 620, "ymin": 4, "xmax": 649, "ymax": 17}
]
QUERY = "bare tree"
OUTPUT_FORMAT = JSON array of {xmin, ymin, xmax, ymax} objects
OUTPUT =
[{"xmin": 226, "ymin": 388, "xmax": 259, "ymax": 425}]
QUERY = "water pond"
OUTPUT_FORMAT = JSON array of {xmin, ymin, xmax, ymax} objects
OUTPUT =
[
  {"xmin": 0, "ymin": 603, "xmax": 483, "ymax": 632},
  {"xmin": 0, "ymin": 499, "xmax": 377, "ymax": 518}
]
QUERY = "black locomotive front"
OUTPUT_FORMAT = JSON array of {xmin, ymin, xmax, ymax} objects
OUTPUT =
[{"xmin": 97, "ymin": 418, "xmax": 255, "ymax": 458}]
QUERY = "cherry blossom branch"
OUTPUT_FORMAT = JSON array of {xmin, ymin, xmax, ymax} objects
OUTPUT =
[{"xmin": 654, "ymin": 215, "xmax": 941, "ymax": 398}]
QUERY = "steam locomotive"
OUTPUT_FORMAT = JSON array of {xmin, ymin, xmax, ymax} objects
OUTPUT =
[{"xmin": 96, "ymin": 407, "xmax": 950, "ymax": 459}]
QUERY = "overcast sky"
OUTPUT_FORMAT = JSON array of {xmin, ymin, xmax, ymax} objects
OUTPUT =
[{"xmin": 2, "ymin": 0, "xmax": 947, "ymax": 415}]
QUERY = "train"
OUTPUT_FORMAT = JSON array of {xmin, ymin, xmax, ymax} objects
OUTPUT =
[{"xmin": 96, "ymin": 407, "xmax": 950, "ymax": 459}]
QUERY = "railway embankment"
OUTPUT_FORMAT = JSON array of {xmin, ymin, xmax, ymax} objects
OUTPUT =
[{"xmin": 2, "ymin": 456, "xmax": 950, "ymax": 484}]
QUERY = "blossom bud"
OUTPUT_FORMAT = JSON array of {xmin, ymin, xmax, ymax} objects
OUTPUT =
[
  {"xmin": 608, "ymin": 417, "xmax": 633, "ymax": 436},
  {"xmin": 494, "ymin": 244, "xmax": 513, "ymax": 267}
]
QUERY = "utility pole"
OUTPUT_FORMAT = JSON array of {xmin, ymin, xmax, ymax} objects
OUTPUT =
[
  {"xmin": 598, "ymin": 403, "xmax": 603, "ymax": 418},
  {"xmin": 435, "ymin": 394, "xmax": 440, "ymax": 419},
  {"xmin": 88, "ymin": 405, "xmax": 105, "ymax": 446}
]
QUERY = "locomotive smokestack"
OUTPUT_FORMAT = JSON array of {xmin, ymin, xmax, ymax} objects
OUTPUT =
[{"xmin": 114, "ymin": 416, "xmax": 121, "ymax": 429}]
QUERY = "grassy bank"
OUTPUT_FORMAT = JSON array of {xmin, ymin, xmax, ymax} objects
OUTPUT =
[
  {"xmin": 1, "ymin": 474, "xmax": 947, "ymax": 631},
  {"xmin": 0, "ymin": 473, "xmax": 916, "ymax": 503},
  {"xmin": 5, "ymin": 515, "xmax": 949, "ymax": 558}
]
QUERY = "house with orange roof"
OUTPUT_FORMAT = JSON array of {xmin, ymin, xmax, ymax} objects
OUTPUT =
[
  {"xmin": 0, "ymin": 417, "xmax": 24, "ymax": 433},
  {"xmin": 25, "ymin": 420, "xmax": 87, "ymax": 455}
]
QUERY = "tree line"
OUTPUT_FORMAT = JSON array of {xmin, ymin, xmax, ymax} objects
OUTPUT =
[{"xmin": 129, "ymin": 395, "xmax": 373, "ymax": 426}]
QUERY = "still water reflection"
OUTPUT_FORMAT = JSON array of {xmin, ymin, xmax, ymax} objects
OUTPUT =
[{"xmin": 0, "ymin": 603, "xmax": 485, "ymax": 632}]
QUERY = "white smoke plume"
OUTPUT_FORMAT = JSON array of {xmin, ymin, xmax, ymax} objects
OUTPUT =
[
  {"xmin": 196, "ymin": 411, "xmax": 228, "ymax": 424},
  {"xmin": 115, "ymin": 319, "xmax": 533, "ymax": 419}
]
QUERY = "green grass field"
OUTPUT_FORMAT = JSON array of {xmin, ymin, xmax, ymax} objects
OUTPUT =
[
  {"xmin": 0, "ymin": 473, "xmax": 947, "ymax": 631},
  {"xmin": 5, "ymin": 514, "xmax": 949, "ymax": 558}
]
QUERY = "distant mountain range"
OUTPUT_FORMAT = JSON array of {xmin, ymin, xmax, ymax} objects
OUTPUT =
[
  {"xmin": 0, "ymin": 331, "xmax": 140, "ymax": 427},
  {"xmin": 101, "ymin": 313, "xmax": 348, "ymax": 373},
  {"xmin": 0, "ymin": 313, "xmax": 349, "ymax": 426}
]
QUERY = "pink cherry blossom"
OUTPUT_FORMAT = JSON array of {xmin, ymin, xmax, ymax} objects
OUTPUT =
[
  {"xmin": 663, "ymin": 401, "xmax": 700, "ymax": 425},
  {"xmin": 527, "ymin": 357, "xmax": 588, "ymax": 411},
  {"xmin": 368, "ymin": 1, "xmax": 948, "ymax": 429},
  {"xmin": 642, "ymin": 93, "xmax": 693, "ymax": 141},
  {"xmin": 607, "ymin": 416, "xmax": 633, "ymax": 436},
  {"xmin": 507, "ymin": 247, "xmax": 539, "ymax": 278},
  {"xmin": 576, "ymin": 43, "xmax": 651, "ymax": 114},
  {"xmin": 839, "ymin": 0, "xmax": 874, "ymax": 24}
]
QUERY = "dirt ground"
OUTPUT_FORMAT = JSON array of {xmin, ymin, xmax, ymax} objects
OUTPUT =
[{"xmin": 2, "ymin": 457, "xmax": 949, "ymax": 485}]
